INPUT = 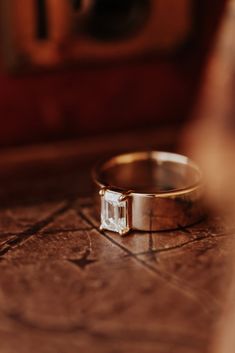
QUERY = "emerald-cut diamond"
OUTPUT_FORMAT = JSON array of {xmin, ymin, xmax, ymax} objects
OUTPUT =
[{"xmin": 100, "ymin": 190, "xmax": 130, "ymax": 235}]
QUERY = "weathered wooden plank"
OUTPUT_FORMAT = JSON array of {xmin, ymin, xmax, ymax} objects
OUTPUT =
[
  {"xmin": 0, "ymin": 202, "xmax": 66, "ymax": 236},
  {"xmin": 0, "ymin": 227, "xmax": 210, "ymax": 353},
  {"xmin": 0, "ymin": 127, "xmax": 231, "ymax": 353}
]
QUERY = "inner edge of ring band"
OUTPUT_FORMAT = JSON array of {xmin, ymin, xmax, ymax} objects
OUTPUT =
[{"xmin": 92, "ymin": 151, "xmax": 203, "ymax": 198}]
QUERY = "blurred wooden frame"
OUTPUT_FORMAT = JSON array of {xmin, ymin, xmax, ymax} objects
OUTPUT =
[{"xmin": 1, "ymin": 0, "xmax": 194, "ymax": 71}]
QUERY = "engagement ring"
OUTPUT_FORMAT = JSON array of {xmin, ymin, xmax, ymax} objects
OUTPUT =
[{"xmin": 93, "ymin": 151, "xmax": 203, "ymax": 235}]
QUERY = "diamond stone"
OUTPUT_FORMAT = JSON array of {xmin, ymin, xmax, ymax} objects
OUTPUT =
[{"xmin": 101, "ymin": 190, "xmax": 130, "ymax": 235}]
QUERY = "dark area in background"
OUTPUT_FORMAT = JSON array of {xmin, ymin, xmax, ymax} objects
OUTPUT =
[
  {"xmin": 36, "ymin": 0, "xmax": 49, "ymax": 39},
  {"xmin": 0, "ymin": 0, "xmax": 226, "ymax": 147}
]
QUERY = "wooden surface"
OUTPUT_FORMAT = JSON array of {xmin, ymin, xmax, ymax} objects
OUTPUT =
[{"xmin": 0, "ymin": 129, "xmax": 233, "ymax": 353}]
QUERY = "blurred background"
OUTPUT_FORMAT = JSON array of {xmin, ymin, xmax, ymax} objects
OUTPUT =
[
  {"xmin": 0, "ymin": 0, "xmax": 226, "ymax": 147},
  {"xmin": 2, "ymin": 2, "xmax": 235, "ymax": 353}
]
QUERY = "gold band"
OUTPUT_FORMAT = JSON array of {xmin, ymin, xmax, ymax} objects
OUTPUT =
[{"xmin": 93, "ymin": 151, "xmax": 203, "ymax": 235}]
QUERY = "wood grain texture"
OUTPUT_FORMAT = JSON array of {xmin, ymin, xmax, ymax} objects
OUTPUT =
[{"xmin": 0, "ymin": 129, "xmax": 233, "ymax": 353}]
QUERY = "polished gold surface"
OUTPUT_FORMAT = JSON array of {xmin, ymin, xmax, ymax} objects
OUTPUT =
[{"xmin": 93, "ymin": 151, "xmax": 203, "ymax": 234}]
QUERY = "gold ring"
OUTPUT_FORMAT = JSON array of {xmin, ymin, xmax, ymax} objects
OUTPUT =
[{"xmin": 92, "ymin": 151, "xmax": 203, "ymax": 236}]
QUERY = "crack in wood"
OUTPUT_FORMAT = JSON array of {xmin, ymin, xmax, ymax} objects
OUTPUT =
[
  {"xmin": 176, "ymin": 224, "xmax": 192, "ymax": 234},
  {"xmin": 147, "ymin": 231, "xmax": 159, "ymax": 263},
  {"xmin": 135, "ymin": 234, "xmax": 211, "ymax": 256},
  {"xmin": 39, "ymin": 227, "xmax": 93, "ymax": 236},
  {"xmin": 134, "ymin": 229, "xmax": 235, "ymax": 257},
  {"xmin": 68, "ymin": 249, "xmax": 97, "ymax": 270},
  {"xmin": 0, "ymin": 202, "xmax": 72, "ymax": 257}
]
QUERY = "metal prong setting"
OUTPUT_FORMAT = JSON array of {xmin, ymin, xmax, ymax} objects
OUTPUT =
[
  {"xmin": 99, "ymin": 187, "xmax": 106, "ymax": 197},
  {"xmin": 118, "ymin": 190, "xmax": 132, "ymax": 202},
  {"xmin": 119, "ymin": 229, "xmax": 130, "ymax": 237}
]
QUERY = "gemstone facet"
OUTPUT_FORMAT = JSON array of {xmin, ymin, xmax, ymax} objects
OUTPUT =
[{"xmin": 101, "ymin": 190, "xmax": 130, "ymax": 235}]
